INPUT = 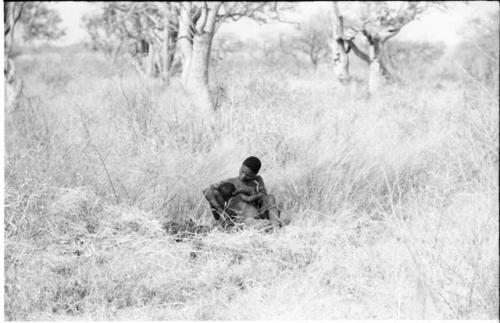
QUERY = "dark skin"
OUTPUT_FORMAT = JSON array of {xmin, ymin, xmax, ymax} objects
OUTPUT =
[
  {"xmin": 205, "ymin": 164, "xmax": 264, "ymax": 214},
  {"xmin": 236, "ymin": 164, "xmax": 266, "ymax": 201},
  {"xmin": 203, "ymin": 163, "xmax": 281, "ymax": 226},
  {"xmin": 236, "ymin": 192, "xmax": 263, "ymax": 203},
  {"xmin": 209, "ymin": 181, "xmax": 259, "ymax": 223},
  {"xmin": 219, "ymin": 184, "xmax": 260, "ymax": 204}
]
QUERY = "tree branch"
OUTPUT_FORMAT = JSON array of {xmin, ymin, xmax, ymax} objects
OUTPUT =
[
  {"xmin": 271, "ymin": 2, "xmax": 301, "ymax": 28},
  {"xmin": 13, "ymin": 2, "xmax": 26, "ymax": 25},
  {"xmin": 347, "ymin": 39, "xmax": 370, "ymax": 64},
  {"xmin": 195, "ymin": 2, "xmax": 208, "ymax": 33},
  {"xmin": 216, "ymin": 2, "xmax": 268, "ymax": 24},
  {"xmin": 205, "ymin": 2, "xmax": 222, "ymax": 33}
]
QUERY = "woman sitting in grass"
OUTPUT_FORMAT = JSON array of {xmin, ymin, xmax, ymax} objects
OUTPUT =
[{"xmin": 202, "ymin": 156, "xmax": 282, "ymax": 229}]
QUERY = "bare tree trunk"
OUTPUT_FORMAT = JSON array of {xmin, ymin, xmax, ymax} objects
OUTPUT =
[
  {"xmin": 348, "ymin": 33, "xmax": 392, "ymax": 95},
  {"xmin": 4, "ymin": 56, "xmax": 23, "ymax": 110},
  {"xmin": 185, "ymin": 32, "xmax": 213, "ymax": 110},
  {"xmin": 145, "ymin": 40, "xmax": 155, "ymax": 78},
  {"xmin": 367, "ymin": 38, "xmax": 391, "ymax": 95},
  {"xmin": 178, "ymin": 2, "xmax": 222, "ymax": 111},
  {"xmin": 163, "ymin": 17, "xmax": 172, "ymax": 84},
  {"xmin": 368, "ymin": 58, "xmax": 387, "ymax": 94},
  {"xmin": 162, "ymin": 4, "xmax": 178, "ymax": 85},
  {"xmin": 161, "ymin": 4, "xmax": 170, "ymax": 84},
  {"xmin": 331, "ymin": 2, "xmax": 350, "ymax": 84},
  {"xmin": 178, "ymin": 3, "xmax": 193, "ymax": 86},
  {"xmin": 4, "ymin": 2, "xmax": 24, "ymax": 111}
]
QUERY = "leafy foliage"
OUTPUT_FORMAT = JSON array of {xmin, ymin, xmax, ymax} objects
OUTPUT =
[{"xmin": 19, "ymin": 2, "xmax": 65, "ymax": 42}]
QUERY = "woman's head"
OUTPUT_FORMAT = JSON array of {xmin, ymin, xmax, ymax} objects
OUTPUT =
[{"xmin": 239, "ymin": 156, "xmax": 261, "ymax": 180}]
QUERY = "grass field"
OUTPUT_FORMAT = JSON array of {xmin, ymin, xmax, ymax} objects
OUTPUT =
[{"xmin": 3, "ymin": 44, "xmax": 499, "ymax": 320}]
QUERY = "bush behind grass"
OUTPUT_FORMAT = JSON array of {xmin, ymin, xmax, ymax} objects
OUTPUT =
[{"xmin": 4, "ymin": 49, "xmax": 498, "ymax": 319}]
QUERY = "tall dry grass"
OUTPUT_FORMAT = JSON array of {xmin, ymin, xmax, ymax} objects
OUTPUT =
[{"xmin": 4, "ymin": 46, "xmax": 498, "ymax": 320}]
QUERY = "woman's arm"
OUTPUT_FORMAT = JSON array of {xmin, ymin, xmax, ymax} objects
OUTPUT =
[
  {"xmin": 237, "ymin": 192, "xmax": 264, "ymax": 203},
  {"xmin": 202, "ymin": 186, "xmax": 225, "ymax": 214}
]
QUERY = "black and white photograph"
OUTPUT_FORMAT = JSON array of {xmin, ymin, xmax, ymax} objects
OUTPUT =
[{"xmin": 3, "ymin": 1, "xmax": 499, "ymax": 320}]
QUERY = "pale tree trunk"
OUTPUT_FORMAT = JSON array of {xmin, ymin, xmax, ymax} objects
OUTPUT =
[
  {"xmin": 4, "ymin": 2, "xmax": 24, "ymax": 110},
  {"xmin": 178, "ymin": 4, "xmax": 193, "ymax": 86},
  {"xmin": 161, "ymin": 3, "xmax": 179, "ymax": 85},
  {"xmin": 161, "ymin": 4, "xmax": 178, "ymax": 85},
  {"xmin": 4, "ymin": 57, "xmax": 23, "ymax": 110},
  {"xmin": 162, "ymin": 17, "xmax": 172, "ymax": 84},
  {"xmin": 331, "ymin": 2, "xmax": 350, "ymax": 84},
  {"xmin": 178, "ymin": 2, "xmax": 222, "ymax": 111},
  {"xmin": 132, "ymin": 39, "xmax": 159, "ymax": 80},
  {"xmin": 367, "ymin": 38, "xmax": 390, "ymax": 95},
  {"xmin": 154, "ymin": 42, "xmax": 162, "ymax": 78},
  {"xmin": 348, "ymin": 33, "xmax": 392, "ymax": 95},
  {"xmin": 185, "ymin": 31, "xmax": 213, "ymax": 110},
  {"xmin": 144, "ymin": 40, "xmax": 155, "ymax": 78}
]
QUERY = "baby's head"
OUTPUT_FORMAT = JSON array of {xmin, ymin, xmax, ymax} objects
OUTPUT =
[{"xmin": 217, "ymin": 182, "xmax": 236, "ymax": 201}]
